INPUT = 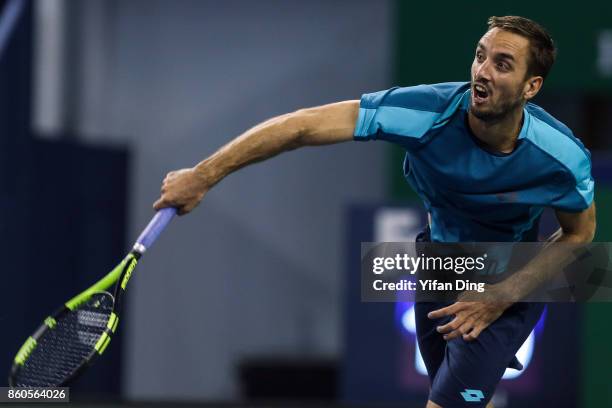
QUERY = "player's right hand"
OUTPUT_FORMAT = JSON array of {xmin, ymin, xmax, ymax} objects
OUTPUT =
[{"xmin": 153, "ymin": 167, "xmax": 209, "ymax": 215}]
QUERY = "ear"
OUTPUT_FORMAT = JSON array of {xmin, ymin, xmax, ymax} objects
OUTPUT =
[{"xmin": 523, "ymin": 76, "xmax": 543, "ymax": 101}]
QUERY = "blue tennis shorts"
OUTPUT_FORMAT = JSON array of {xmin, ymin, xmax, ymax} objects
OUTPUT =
[
  {"xmin": 413, "ymin": 227, "xmax": 545, "ymax": 406},
  {"xmin": 415, "ymin": 301, "xmax": 544, "ymax": 407}
]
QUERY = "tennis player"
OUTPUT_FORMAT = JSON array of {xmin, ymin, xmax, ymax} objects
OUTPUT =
[{"xmin": 154, "ymin": 16, "xmax": 596, "ymax": 408}]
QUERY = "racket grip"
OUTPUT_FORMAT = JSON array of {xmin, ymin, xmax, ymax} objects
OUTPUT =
[{"xmin": 134, "ymin": 207, "xmax": 177, "ymax": 253}]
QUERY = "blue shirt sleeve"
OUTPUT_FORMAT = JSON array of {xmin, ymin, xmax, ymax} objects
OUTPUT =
[
  {"xmin": 524, "ymin": 104, "xmax": 595, "ymax": 213},
  {"xmin": 549, "ymin": 148, "xmax": 594, "ymax": 212},
  {"xmin": 353, "ymin": 82, "xmax": 469, "ymax": 149},
  {"xmin": 551, "ymin": 170, "xmax": 594, "ymax": 212}
]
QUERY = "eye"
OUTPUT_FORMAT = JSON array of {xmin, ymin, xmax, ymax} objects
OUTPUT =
[
  {"xmin": 476, "ymin": 52, "xmax": 484, "ymax": 62},
  {"xmin": 496, "ymin": 62, "xmax": 509, "ymax": 71}
]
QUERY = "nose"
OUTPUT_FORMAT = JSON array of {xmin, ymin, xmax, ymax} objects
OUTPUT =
[{"xmin": 474, "ymin": 58, "xmax": 493, "ymax": 83}]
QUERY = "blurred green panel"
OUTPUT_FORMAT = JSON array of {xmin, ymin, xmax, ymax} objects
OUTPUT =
[
  {"xmin": 394, "ymin": 0, "xmax": 612, "ymax": 92},
  {"xmin": 593, "ymin": 187, "xmax": 612, "ymax": 240},
  {"xmin": 584, "ymin": 187, "xmax": 612, "ymax": 408}
]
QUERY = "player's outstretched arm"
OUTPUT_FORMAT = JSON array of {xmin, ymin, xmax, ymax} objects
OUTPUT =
[
  {"xmin": 430, "ymin": 202, "xmax": 596, "ymax": 342},
  {"xmin": 496, "ymin": 202, "xmax": 597, "ymax": 300},
  {"xmin": 153, "ymin": 100, "xmax": 359, "ymax": 215}
]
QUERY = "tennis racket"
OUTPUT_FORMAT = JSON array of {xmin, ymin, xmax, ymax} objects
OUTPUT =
[{"xmin": 8, "ymin": 207, "xmax": 177, "ymax": 387}]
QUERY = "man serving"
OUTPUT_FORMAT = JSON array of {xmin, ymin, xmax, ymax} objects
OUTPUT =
[{"xmin": 154, "ymin": 16, "xmax": 596, "ymax": 408}]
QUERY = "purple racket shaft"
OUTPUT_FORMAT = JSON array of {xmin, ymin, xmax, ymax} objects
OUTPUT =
[{"xmin": 134, "ymin": 207, "xmax": 177, "ymax": 253}]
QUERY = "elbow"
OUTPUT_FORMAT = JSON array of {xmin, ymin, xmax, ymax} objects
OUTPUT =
[
  {"xmin": 584, "ymin": 223, "xmax": 596, "ymax": 243},
  {"xmin": 583, "ymin": 205, "xmax": 597, "ymax": 242},
  {"xmin": 567, "ymin": 222, "xmax": 596, "ymax": 243},
  {"xmin": 560, "ymin": 202, "xmax": 597, "ymax": 243}
]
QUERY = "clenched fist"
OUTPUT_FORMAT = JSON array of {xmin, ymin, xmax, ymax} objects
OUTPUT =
[{"xmin": 153, "ymin": 167, "xmax": 209, "ymax": 215}]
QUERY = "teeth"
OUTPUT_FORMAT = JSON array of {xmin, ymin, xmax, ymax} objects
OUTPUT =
[{"xmin": 474, "ymin": 84, "xmax": 487, "ymax": 93}]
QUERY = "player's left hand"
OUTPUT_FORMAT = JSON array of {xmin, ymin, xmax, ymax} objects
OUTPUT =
[{"xmin": 427, "ymin": 289, "xmax": 513, "ymax": 342}]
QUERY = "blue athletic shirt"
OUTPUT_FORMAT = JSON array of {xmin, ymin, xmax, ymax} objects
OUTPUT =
[{"xmin": 354, "ymin": 82, "xmax": 594, "ymax": 242}]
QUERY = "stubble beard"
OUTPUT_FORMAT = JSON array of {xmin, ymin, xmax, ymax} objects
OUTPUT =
[{"xmin": 470, "ymin": 90, "xmax": 524, "ymax": 123}]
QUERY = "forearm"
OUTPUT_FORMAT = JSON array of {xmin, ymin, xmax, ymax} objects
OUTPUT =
[
  {"xmin": 495, "ymin": 226, "xmax": 595, "ymax": 302},
  {"xmin": 194, "ymin": 101, "xmax": 358, "ymax": 188},
  {"xmin": 153, "ymin": 101, "xmax": 358, "ymax": 214},
  {"xmin": 434, "ymin": 224, "xmax": 595, "ymax": 341}
]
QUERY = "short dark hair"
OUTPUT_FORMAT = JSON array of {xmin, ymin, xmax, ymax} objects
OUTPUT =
[{"xmin": 487, "ymin": 16, "xmax": 556, "ymax": 79}]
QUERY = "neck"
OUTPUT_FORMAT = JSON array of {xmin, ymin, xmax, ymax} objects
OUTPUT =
[{"xmin": 468, "ymin": 106, "xmax": 524, "ymax": 154}]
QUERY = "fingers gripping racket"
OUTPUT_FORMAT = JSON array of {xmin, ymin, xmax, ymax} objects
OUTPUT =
[{"xmin": 8, "ymin": 208, "xmax": 177, "ymax": 387}]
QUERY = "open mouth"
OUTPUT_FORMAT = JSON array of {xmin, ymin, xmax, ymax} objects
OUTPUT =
[{"xmin": 473, "ymin": 83, "xmax": 490, "ymax": 103}]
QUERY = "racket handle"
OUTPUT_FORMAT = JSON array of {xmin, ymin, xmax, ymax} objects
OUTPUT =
[{"xmin": 133, "ymin": 207, "xmax": 177, "ymax": 254}]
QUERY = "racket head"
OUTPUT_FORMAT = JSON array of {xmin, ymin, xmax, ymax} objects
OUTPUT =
[
  {"xmin": 8, "ymin": 252, "xmax": 139, "ymax": 387},
  {"xmin": 9, "ymin": 291, "xmax": 118, "ymax": 387}
]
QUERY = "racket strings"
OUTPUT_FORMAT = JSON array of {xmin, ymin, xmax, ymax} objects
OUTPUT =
[{"xmin": 13, "ymin": 293, "xmax": 114, "ymax": 387}]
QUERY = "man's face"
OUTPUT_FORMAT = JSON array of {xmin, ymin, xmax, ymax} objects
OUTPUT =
[{"xmin": 470, "ymin": 28, "xmax": 532, "ymax": 122}]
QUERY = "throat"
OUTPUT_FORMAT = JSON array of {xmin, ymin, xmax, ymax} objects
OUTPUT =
[{"xmin": 467, "ymin": 110, "xmax": 523, "ymax": 154}]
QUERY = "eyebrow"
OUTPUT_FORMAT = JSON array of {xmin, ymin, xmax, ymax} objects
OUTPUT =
[{"xmin": 476, "ymin": 42, "xmax": 516, "ymax": 62}]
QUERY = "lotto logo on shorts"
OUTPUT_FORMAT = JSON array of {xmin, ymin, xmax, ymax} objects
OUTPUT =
[{"xmin": 460, "ymin": 389, "xmax": 484, "ymax": 402}]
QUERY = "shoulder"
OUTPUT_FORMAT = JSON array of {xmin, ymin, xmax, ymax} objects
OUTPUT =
[
  {"xmin": 523, "ymin": 103, "xmax": 591, "ymax": 183},
  {"xmin": 360, "ymin": 82, "xmax": 470, "ymax": 112},
  {"xmin": 354, "ymin": 82, "xmax": 470, "ymax": 143}
]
